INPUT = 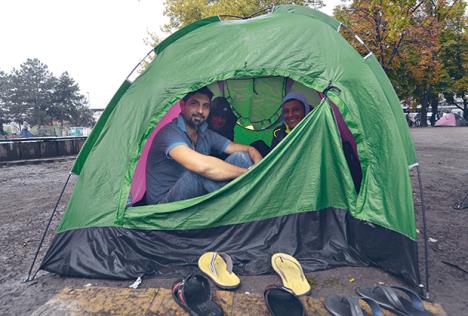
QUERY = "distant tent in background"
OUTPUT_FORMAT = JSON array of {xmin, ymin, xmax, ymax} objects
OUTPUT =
[{"xmin": 435, "ymin": 113, "xmax": 466, "ymax": 127}]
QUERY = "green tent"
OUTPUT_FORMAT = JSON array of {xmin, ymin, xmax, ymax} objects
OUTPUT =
[{"xmin": 41, "ymin": 5, "xmax": 420, "ymax": 286}]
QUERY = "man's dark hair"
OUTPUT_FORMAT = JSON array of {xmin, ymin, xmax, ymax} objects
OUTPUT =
[{"xmin": 183, "ymin": 86, "xmax": 213, "ymax": 102}]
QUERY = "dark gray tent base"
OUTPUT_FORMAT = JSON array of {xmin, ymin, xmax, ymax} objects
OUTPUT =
[{"xmin": 40, "ymin": 208, "xmax": 420, "ymax": 287}]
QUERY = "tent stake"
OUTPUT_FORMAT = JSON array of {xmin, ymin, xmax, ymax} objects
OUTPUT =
[
  {"xmin": 416, "ymin": 165, "xmax": 430, "ymax": 299},
  {"xmin": 24, "ymin": 172, "xmax": 72, "ymax": 282}
]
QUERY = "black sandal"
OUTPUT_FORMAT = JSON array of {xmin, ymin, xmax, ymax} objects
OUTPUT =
[
  {"xmin": 171, "ymin": 274, "xmax": 224, "ymax": 316},
  {"xmin": 264, "ymin": 285, "xmax": 304, "ymax": 316}
]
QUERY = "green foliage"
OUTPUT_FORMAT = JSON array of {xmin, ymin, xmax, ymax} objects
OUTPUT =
[
  {"xmin": 69, "ymin": 104, "xmax": 95, "ymax": 127},
  {"xmin": 0, "ymin": 70, "xmax": 8, "ymax": 135},
  {"xmin": 8, "ymin": 58, "xmax": 55, "ymax": 125},
  {"xmin": 438, "ymin": 0, "xmax": 467, "ymax": 118},
  {"xmin": 51, "ymin": 72, "xmax": 92, "ymax": 126},
  {"xmin": 334, "ymin": 1, "xmax": 426, "ymax": 97}
]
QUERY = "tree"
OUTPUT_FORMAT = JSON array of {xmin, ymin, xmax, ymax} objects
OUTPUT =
[
  {"xmin": 334, "ymin": 1, "xmax": 428, "ymax": 99},
  {"xmin": 405, "ymin": 1, "xmax": 444, "ymax": 126},
  {"xmin": 439, "ymin": 1, "xmax": 467, "ymax": 120},
  {"xmin": 51, "ymin": 72, "xmax": 89, "ymax": 127},
  {"xmin": 334, "ymin": 0, "xmax": 464, "ymax": 126},
  {"xmin": 8, "ymin": 58, "xmax": 55, "ymax": 126},
  {"xmin": 69, "ymin": 103, "xmax": 95, "ymax": 127},
  {"xmin": 0, "ymin": 70, "xmax": 9, "ymax": 135},
  {"xmin": 399, "ymin": 1, "xmax": 466, "ymax": 125},
  {"xmin": 2, "ymin": 59, "xmax": 95, "ymax": 135}
]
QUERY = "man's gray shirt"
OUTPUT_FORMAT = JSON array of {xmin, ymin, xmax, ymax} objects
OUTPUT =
[{"xmin": 146, "ymin": 115, "xmax": 230, "ymax": 204}]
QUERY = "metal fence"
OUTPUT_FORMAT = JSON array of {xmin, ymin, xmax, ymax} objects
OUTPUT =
[{"xmin": 0, "ymin": 137, "xmax": 87, "ymax": 162}]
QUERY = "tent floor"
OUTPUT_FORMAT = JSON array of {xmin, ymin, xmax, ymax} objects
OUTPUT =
[{"xmin": 32, "ymin": 286, "xmax": 446, "ymax": 316}]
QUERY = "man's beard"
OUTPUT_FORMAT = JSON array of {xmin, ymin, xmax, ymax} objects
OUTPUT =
[{"xmin": 185, "ymin": 114, "xmax": 206, "ymax": 128}]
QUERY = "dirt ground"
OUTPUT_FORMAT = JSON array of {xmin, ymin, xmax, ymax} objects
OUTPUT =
[{"xmin": 0, "ymin": 127, "xmax": 467, "ymax": 315}]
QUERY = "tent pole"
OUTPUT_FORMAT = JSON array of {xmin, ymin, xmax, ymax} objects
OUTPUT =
[
  {"xmin": 24, "ymin": 172, "xmax": 72, "ymax": 282},
  {"xmin": 416, "ymin": 165, "xmax": 430, "ymax": 299},
  {"xmin": 125, "ymin": 48, "xmax": 154, "ymax": 81}
]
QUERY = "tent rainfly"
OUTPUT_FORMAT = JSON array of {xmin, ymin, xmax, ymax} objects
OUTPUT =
[{"xmin": 39, "ymin": 5, "xmax": 423, "ymax": 288}]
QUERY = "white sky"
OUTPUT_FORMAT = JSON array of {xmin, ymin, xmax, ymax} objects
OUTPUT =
[{"xmin": 0, "ymin": 0, "xmax": 343, "ymax": 109}]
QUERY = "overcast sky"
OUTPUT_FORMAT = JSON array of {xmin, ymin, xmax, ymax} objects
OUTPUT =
[{"xmin": 0, "ymin": 0, "xmax": 343, "ymax": 109}]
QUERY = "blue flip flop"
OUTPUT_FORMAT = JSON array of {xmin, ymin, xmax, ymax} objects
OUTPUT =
[
  {"xmin": 325, "ymin": 295, "xmax": 384, "ymax": 316},
  {"xmin": 356, "ymin": 284, "xmax": 435, "ymax": 316}
]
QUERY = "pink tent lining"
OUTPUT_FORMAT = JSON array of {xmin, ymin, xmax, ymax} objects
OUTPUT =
[
  {"xmin": 330, "ymin": 102, "xmax": 359, "ymax": 157},
  {"xmin": 317, "ymin": 93, "xmax": 359, "ymax": 158},
  {"xmin": 130, "ymin": 101, "xmax": 181, "ymax": 204}
]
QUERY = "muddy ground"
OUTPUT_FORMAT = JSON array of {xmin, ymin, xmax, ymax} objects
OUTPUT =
[{"xmin": 0, "ymin": 127, "xmax": 467, "ymax": 315}]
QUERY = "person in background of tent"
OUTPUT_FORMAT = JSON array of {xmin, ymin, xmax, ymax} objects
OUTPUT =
[
  {"xmin": 271, "ymin": 92, "xmax": 310, "ymax": 149},
  {"xmin": 207, "ymin": 97, "xmax": 237, "ymax": 160},
  {"xmin": 146, "ymin": 87, "xmax": 263, "ymax": 205},
  {"xmin": 207, "ymin": 97, "xmax": 271, "ymax": 157},
  {"xmin": 19, "ymin": 125, "xmax": 34, "ymax": 138}
]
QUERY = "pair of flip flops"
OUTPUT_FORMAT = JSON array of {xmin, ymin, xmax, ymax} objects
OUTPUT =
[
  {"xmin": 325, "ymin": 284, "xmax": 435, "ymax": 316},
  {"xmin": 198, "ymin": 252, "xmax": 311, "ymax": 296}
]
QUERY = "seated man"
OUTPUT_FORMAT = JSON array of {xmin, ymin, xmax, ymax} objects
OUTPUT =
[
  {"xmin": 146, "ymin": 87, "xmax": 262, "ymax": 205},
  {"xmin": 271, "ymin": 92, "xmax": 310, "ymax": 149}
]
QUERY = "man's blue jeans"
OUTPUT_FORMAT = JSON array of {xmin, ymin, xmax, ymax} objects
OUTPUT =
[{"xmin": 159, "ymin": 151, "xmax": 253, "ymax": 203}]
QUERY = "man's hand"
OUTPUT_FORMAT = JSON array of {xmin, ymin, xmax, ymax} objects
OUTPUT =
[
  {"xmin": 246, "ymin": 146, "xmax": 262, "ymax": 164},
  {"xmin": 225, "ymin": 142, "xmax": 263, "ymax": 164}
]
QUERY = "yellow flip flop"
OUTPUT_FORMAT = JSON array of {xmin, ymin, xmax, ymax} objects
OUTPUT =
[
  {"xmin": 198, "ymin": 252, "xmax": 240, "ymax": 289},
  {"xmin": 271, "ymin": 253, "xmax": 311, "ymax": 296}
]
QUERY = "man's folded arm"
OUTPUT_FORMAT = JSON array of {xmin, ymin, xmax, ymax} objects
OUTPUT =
[
  {"xmin": 224, "ymin": 142, "xmax": 262, "ymax": 164},
  {"xmin": 169, "ymin": 145, "xmax": 247, "ymax": 181}
]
